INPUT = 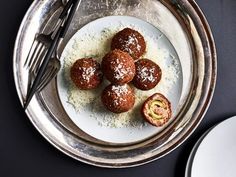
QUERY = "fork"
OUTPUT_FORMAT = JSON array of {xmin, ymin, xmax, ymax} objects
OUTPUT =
[{"xmin": 24, "ymin": 0, "xmax": 74, "ymax": 90}]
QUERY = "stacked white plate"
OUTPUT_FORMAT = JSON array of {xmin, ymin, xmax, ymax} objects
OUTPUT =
[{"xmin": 185, "ymin": 116, "xmax": 236, "ymax": 177}]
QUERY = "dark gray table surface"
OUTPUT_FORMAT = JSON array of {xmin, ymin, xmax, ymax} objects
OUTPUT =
[{"xmin": 0, "ymin": 0, "xmax": 236, "ymax": 176}]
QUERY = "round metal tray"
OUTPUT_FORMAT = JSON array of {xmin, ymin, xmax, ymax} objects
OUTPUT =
[{"xmin": 13, "ymin": 0, "xmax": 217, "ymax": 167}]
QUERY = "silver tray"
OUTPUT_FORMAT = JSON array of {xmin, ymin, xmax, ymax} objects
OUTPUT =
[{"xmin": 13, "ymin": 0, "xmax": 217, "ymax": 167}]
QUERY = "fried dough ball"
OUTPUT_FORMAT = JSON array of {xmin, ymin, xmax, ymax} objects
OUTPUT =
[
  {"xmin": 141, "ymin": 93, "xmax": 172, "ymax": 127},
  {"xmin": 133, "ymin": 59, "xmax": 162, "ymax": 90},
  {"xmin": 111, "ymin": 28, "xmax": 146, "ymax": 60},
  {"xmin": 101, "ymin": 49, "xmax": 135, "ymax": 84},
  {"xmin": 70, "ymin": 58, "xmax": 103, "ymax": 90},
  {"xmin": 101, "ymin": 84, "xmax": 135, "ymax": 113}
]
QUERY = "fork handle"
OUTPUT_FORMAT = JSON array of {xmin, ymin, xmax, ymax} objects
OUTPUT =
[
  {"xmin": 59, "ymin": 0, "xmax": 74, "ymax": 19},
  {"xmin": 60, "ymin": 0, "xmax": 81, "ymax": 38}
]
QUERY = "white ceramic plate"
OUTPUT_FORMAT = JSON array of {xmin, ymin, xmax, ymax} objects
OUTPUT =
[
  {"xmin": 185, "ymin": 126, "xmax": 216, "ymax": 177},
  {"xmin": 190, "ymin": 116, "xmax": 236, "ymax": 177},
  {"xmin": 57, "ymin": 16, "xmax": 183, "ymax": 144}
]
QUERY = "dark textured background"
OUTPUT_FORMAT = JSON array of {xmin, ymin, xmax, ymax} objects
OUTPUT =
[{"xmin": 0, "ymin": 0, "xmax": 236, "ymax": 176}]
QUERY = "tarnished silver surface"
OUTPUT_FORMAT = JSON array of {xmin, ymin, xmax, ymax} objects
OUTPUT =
[{"xmin": 13, "ymin": 0, "xmax": 217, "ymax": 167}]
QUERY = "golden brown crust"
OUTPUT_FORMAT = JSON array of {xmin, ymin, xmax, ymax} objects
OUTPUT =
[
  {"xmin": 101, "ymin": 84, "xmax": 135, "ymax": 113},
  {"xmin": 133, "ymin": 59, "xmax": 162, "ymax": 90},
  {"xmin": 101, "ymin": 49, "xmax": 135, "ymax": 84},
  {"xmin": 141, "ymin": 93, "xmax": 172, "ymax": 127},
  {"xmin": 111, "ymin": 28, "xmax": 146, "ymax": 60},
  {"xmin": 70, "ymin": 58, "xmax": 103, "ymax": 90}
]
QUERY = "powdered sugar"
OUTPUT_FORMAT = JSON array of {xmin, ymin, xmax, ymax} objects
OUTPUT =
[
  {"xmin": 108, "ymin": 85, "xmax": 130, "ymax": 107},
  {"xmin": 119, "ymin": 33, "xmax": 142, "ymax": 54},
  {"xmin": 113, "ymin": 63, "xmax": 128, "ymax": 80},
  {"xmin": 111, "ymin": 84, "xmax": 129, "ymax": 97},
  {"xmin": 137, "ymin": 66, "xmax": 156, "ymax": 83},
  {"xmin": 113, "ymin": 63, "xmax": 133, "ymax": 80},
  {"xmin": 81, "ymin": 66, "xmax": 96, "ymax": 82}
]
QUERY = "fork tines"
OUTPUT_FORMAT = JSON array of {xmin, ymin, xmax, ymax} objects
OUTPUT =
[{"xmin": 24, "ymin": 38, "xmax": 46, "ymax": 69}]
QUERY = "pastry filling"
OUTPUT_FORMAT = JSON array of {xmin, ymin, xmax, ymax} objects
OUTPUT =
[{"xmin": 148, "ymin": 100, "xmax": 166, "ymax": 120}]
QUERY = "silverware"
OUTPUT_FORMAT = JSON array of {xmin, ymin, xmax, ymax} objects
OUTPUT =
[
  {"xmin": 24, "ymin": 31, "xmax": 54, "ymax": 93},
  {"xmin": 24, "ymin": 0, "xmax": 81, "ymax": 109},
  {"xmin": 24, "ymin": 31, "xmax": 61, "ymax": 93},
  {"xmin": 24, "ymin": 0, "xmax": 74, "ymax": 92}
]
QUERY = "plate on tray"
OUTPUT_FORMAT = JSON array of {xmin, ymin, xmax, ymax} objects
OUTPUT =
[
  {"xmin": 13, "ymin": 0, "xmax": 216, "ymax": 167},
  {"xmin": 57, "ymin": 15, "xmax": 183, "ymax": 144}
]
